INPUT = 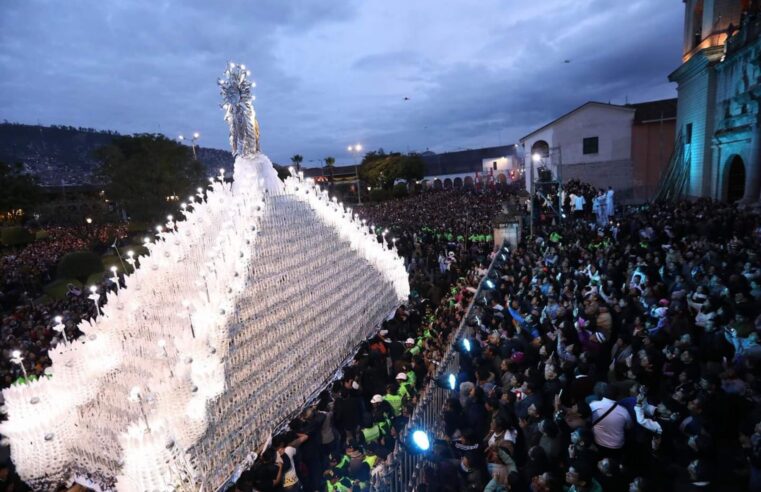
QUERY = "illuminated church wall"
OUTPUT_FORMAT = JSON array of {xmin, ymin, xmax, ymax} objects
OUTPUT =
[
  {"xmin": 670, "ymin": 0, "xmax": 759, "ymax": 201},
  {"xmin": 713, "ymin": 26, "xmax": 761, "ymax": 201}
]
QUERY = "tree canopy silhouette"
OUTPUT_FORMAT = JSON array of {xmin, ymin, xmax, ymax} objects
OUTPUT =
[{"xmin": 95, "ymin": 134, "xmax": 205, "ymax": 222}]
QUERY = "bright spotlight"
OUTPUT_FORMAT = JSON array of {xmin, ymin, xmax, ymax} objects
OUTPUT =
[
  {"xmin": 463, "ymin": 338, "xmax": 471, "ymax": 352},
  {"xmin": 448, "ymin": 373, "xmax": 456, "ymax": 390},
  {"xmin": 532, "ymin": 153, "xmax": 542, "ymax": 163},
  {"xmin": 411, "ymin": 430, "xmax": 430, "ymax": 451}
]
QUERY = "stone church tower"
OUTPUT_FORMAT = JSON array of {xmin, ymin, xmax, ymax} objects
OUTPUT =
[{"xmin": 669, "ymin": 0, "xmax": 760, "ymax": 202}]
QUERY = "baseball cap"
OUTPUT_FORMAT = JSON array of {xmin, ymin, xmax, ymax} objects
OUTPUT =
[
  {"xmin": 395, "ymin": 372, "xmax": 407, "ymax": 381},
  {"xmin": 371, "ymin": 394, "xmax": 383, "ymax": 404}
]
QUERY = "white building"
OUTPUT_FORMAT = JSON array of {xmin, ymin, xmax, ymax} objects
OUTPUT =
[
  {"xmin": 521, "ymin": 102, "xmax": 635, "ymax": 197},
  {"xmin": 420, "ymin": 145, "xmax": 521, "ymax": 189}
]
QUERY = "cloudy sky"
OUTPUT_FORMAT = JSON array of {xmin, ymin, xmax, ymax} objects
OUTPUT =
[{"xmin": 0, "ymin": 0, "xmax": 684, "ymax": 166}]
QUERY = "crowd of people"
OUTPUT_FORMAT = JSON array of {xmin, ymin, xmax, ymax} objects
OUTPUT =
[
  {"xmin": 357, "ymin": 189, "xmax": 513, "ymax": 300},
  {"xmin": 0, "ymin": 223, "xmax": 128, "ymax": 389},
  {"xmin": 416, "ymin": 198, "xmax": 761, "ymax": 492},
  {"xmin": 231, "ymin": 189, "xmax": 508, "ymax": 492},
  {"xmin": 3, "ymin": 184, "xmax": 761, "ymax": 492}
]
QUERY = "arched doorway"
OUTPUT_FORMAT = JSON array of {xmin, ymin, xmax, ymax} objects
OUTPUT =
[
  {"xmin": 464, "ymin": 176, "xmax": 474, "ymax": 189},
  {"xmin": 531, "ymin": 140, "xmax": 550, "ymax": 159},
  {"xmin": 433, "ymin": 179, "xmax": 443, "ymax": 190},
  {"xmin": 726, "ymin": 155, "xmax": 746, "ymax": 202},
  {"xmin": 453, "ymin": 177, "xmax": 463, "ymax": 189},
  {"xmin": 443, "ymin": 178, "xmax": 453, "ymax": 190}
]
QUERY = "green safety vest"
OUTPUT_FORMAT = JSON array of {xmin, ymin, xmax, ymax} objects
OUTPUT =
[
  {"xmin": 327, "ymin": 477, "xmax": 353, "ymax": 492},
  {"xmin": 361, "ymin": 424, "xmax": 381, "ymax": 444},
  {"xmin": 364, "ymin": 455, "xmax": 378, "ymax": 468},
  {"xmin": 406, "ymin": 370, "xmax": 416, "ymax": 387},
  {"xmin": 384, "ymin": 393, "xmax": 403, "ymax": 415},
  {"xmin": 397, "ymin": 382, "xmax": 410, "ymax": 401},
  {"xmin": 335, "ymin": 455, "xmax": 350, "ymax": 471},
  {"xmin": 407, "ymin": 345, "xmax": 421, "ymax": 356}
]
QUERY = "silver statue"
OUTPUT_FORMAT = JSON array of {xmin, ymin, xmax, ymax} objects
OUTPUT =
[{"xmin": 219, "ymin": 62, "xmax": 260, "ymax": 156}]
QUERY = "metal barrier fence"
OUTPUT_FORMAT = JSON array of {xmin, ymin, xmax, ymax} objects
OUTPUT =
[{"xmin": 371, "ymin": 242, "xmax": 506, "ymax": 492}]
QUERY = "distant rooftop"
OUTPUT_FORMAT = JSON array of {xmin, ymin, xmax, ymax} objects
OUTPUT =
[
  {"xmin": 302, "ymin": 164, "xmax": 357, "ymax": 178},
  {"xmin": 421, "ymin": 145, "xmax": 518, "ymax": 176},
  {"xmin": 626, "ymin": 98, "xmax": 678, "ymax": 123}
]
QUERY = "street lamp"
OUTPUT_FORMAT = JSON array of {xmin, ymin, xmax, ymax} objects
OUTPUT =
[
  {"xmin": 179, "ymin": 132, "xmax": 200, "ymax": 160},
  {"xmin": 191, "ymin": 132, "xmax": 200, "ymax": 160},
  {"xmin": 348, "ymin": 144, "xmax": 363, "ymax": 205},
  {"xmin": 347, "ymin": 143, "xmax": 363, "ymax": 164}
]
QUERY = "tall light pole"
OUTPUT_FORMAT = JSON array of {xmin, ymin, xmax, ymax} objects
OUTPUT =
[
  {"xmin": 348, "ymin": 144, "xmax": 363, "ymax": 204},
  {"xmin": 191, "ymin": 132, "xmax": 200, "ymax": 160},
  {"xmin": 178, "ymin": 132, "xmax": 200, "ymax": 160}
]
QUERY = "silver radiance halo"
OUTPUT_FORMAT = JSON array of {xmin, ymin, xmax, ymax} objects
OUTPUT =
[
  {"xmin": 219, "ymin": 61, "xmax": 260, "ymax": 157},
  {"xmin": 0, "ymin": 64, "xmax": 409, "ymax": 491}
]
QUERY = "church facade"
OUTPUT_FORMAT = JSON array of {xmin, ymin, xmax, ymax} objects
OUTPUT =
[{"xmin": 669, "ymin": 0, "xmax": 761, "ymax": 202}]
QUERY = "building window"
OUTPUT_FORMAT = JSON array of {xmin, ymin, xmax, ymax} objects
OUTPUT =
[
  {"xmin": 685, "ymin": 123, "xmax": 693, "ymax": 144},
  {"xmin": 582, "ymin": 137, "xmax": 599, "ymax": 155},
  {"xmin": 493, "ymin": 162, "xmax": 498, "ymax": 170}
]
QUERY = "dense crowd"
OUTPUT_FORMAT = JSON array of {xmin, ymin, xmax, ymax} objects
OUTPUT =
[
  {"xmin": 417, "ymin": 199, "xmax": 761, "ymax": 492},
  {"xmin": 0, "ymin": 224, "xmax": 128, "ymax": 389},
  {"xmin": 358, "ymin": 189, "xmax": 513, "ymax": 300},
  {"xmin": 2, "ymin": 186, "xmax": 761, "ymax": 492}
]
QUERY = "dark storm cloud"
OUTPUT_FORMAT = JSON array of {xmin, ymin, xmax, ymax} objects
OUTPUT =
[{"xmin": 0, "ymin": 0, "xmax": 683, "ymax": 165}]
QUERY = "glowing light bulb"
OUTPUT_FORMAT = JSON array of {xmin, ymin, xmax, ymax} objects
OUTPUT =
[
  {"xmin": 412, "ymin": 430, "xmax": 430, "ymax": 451},
  {"xmin": 11, "ymin": 350, "xmax": 21, "ymax": 359},
  {"xmin": 54, "ymin": 316, "xmax": 62, "ymax": 324}
]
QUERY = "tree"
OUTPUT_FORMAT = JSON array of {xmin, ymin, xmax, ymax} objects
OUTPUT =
[
  {"xmin": 358, "ymin": 153, "xmax": 424, "ymax": 189},
  {"xmin": 0, "ymin": 161, "xmax": 41, "ymax": 218},
  {"xmin": 324, "ymin": 156, "xmax": 336, "ymax": 186},
  {"xmin": 95, "ymin": 134, "xmax": 205, "ymax": 222},
  {"xmin": 291, "ymin": 154, "xmax": 303, "ymax": 173}
]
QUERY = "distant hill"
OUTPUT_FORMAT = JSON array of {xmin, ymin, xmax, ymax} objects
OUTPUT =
[{"xmin": 0, "ymin": 123, "xmax": 233, "ymax": 186}]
